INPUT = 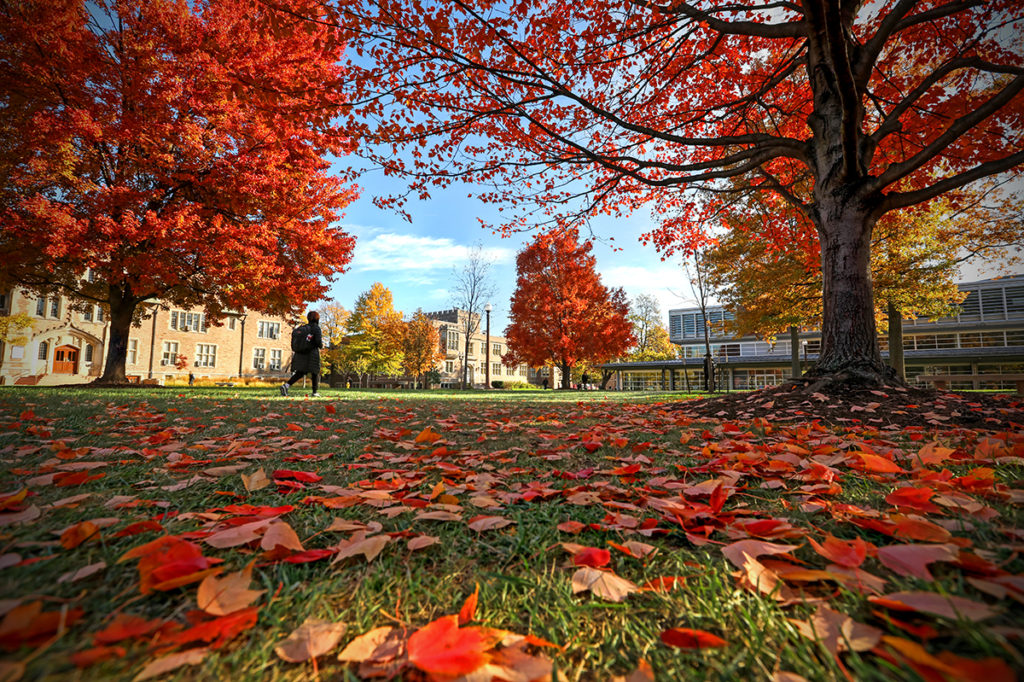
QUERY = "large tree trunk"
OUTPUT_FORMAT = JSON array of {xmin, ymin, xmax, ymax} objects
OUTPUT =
[
  {"xmin": 809, "ymin": 205, "xmax": 895, "ymax": 387},
  {"xmin": 560, "ymin": 361, "xmax": 571, "ymax": 389},
  {"xmin": 887, "ymin": 300, "xmax": 905, "ymax": 381},
  {"xmin": 98, "ymin": 289, "xmax": 138, "ymax": 383}
]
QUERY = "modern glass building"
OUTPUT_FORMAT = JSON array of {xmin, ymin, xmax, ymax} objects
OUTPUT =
[{"xmin": 605, "ymin": 275, "xmax": 1024, "ymax": 391}]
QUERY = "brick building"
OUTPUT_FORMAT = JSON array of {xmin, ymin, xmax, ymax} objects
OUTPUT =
[
  {"xmin": 0, "ymin": 288, "xmax": 295, "ymax": 385},
  {"xmin": 423, "ymin": 309, "xmax": 560, "ymax": 388}
]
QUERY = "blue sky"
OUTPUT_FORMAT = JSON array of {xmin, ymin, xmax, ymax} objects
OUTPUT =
[
  {"xmin": 324, "ymin": 166, "xmax": 1023, "ymax": 336},
  {"xmin": 324, "ymin": 168, "xmax": 699, "ymax": 336}
]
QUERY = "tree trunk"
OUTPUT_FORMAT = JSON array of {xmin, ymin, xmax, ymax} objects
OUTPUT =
[
  {"xmin": 560, "ymin": 361, "xmax": 571, "ymax": 389},
  {"xmin": 789, "ymin": 325, "xmax": 801, "ymax": 378},
  {"xmin": 886, "ymin": 300, "xmax": 905, "ymax": 381},
  {"xmin": 98, "ymin": 291, "xmax": 138, "ymax": 383},
  {"xmin": 809, "ymin": 205, "xmax": 895, "ymax": 386}
]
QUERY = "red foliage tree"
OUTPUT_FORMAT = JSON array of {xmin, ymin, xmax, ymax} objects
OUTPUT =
[
  {"xmin": 0, "ymin": 0, "xmax": 357, "ymax": 382},
  {"xmin": 503, "ymin": 232, "xmax": 634, "ymax": 389},
  {"xmin": 329, "ymin": 0, "xmax": 1023, "ymax": 390}
]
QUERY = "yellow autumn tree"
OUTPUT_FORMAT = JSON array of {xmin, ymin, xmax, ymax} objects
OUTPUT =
[
  {"xmin": 402, "ymin": 309, "xmax": 444, "ymax": 389},
  {"xmin": 342, "ymin": 282, "xmax": 404, "ymax": 382},
  {"xmin": 317, "ymin": 302, "xmax": 351, "ymax": 381}
]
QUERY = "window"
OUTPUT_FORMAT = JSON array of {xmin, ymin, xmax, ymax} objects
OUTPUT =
[
  {"xmin": 161, "ymin": 341, "xmax": 179, "ymax": 366},
  {"xmin": 1007, "ymin": 286, "xmax": 1024, "ymax": 318},
  {"xmin": 252, "ymin": 347, "xmax": 266, "ymax": 370},
  {"xmin": 981, "ymin": 288, "xmax": 1005, "ymax": 320},
  {"xmin": 1006, "ymin": 330, "xmax": 1024, "ymax": 347},
  {"xmin": 38, "ymin": 341, "xmax": 48, "ymax": 360},
  {"xmin": 228, "ymin": 317, "xmax": 237, "ymax": 331},
  {"xmin": 269, "ymin": 349, "xmax": 283, "ymax": 370},
  {"xmin": 492, "ymin": 363, "xmax": 502, "ymax": 376},
  {"xmin": 519, "ymin": 364, "xmax": 528, "ymax": 376},
  {"xmin": 195, "ymin": 344, "xmax": 217, "ymax": 368},
  {"xmin": 86, "ymin": 269, "xmax": 95, "ymax": 283},
  {"xmin": 82, "ymin": 307, "xmax": 93, "ymax": 322},
  {"xmin": 447, "ymin": 330, "xmax": 459, "ymax": 351},
  {"xmin": 50, "ymin": 298, "xmax": 60, "ymax": 318},
  {"xmin": 85, "ymin": 344, "xmax": 93, "ymax": 362},
  {"xmin": 958, "ymin": 332, "xmax": 981, "ymax": 348},
  {"xmin": 480, "ymin": 342, "xmax": 486, "ymax": 354},
  {"xmin": 36, "ymin": 298, "xmax": 46, "ymax": 317},
  {"xmin": 445, "ymin": 360, "xmax": 455, "ymax": 373},
  {"xmin": 170, "ymin": 310, "xmax": 207, "ymax": 333},
  {"xmin": 257, "ymin": 320, "xmax": 281, "ymax": 339},
  {"xmin": 958, "ymin": 290, "xmax": 980, "ymax": 320},
  {"xmin": 96, "ymin": 306, "xmax": 104, "ymax": 322},
  {"xmin": 982, "ymin": 331, "xmax": 1005, "ymax": 347},
  {"xmin": 127, "ymin": 339, "xmax": 138, "ymax": 365},
  {"xmin": 0, "ymin": 292, "xmax": 7, "ymax": 312},
  {"xmin": 492, "ymin": 343, "xmax": 501, "ymax": 355}
]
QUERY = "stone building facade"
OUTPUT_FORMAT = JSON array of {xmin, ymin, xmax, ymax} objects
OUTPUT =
[
  {"xmin": 423, "ymin": 309, "xmax": 561, "ymax": 388},
  {"xmin": 0, "ymin": 288, "xmax": 294, "ymax": 385}
]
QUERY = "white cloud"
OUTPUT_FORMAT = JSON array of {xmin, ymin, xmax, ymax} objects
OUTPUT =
[
  {"xmin": 350, "ymin": 233, "xmax": 514, "ymax": 273},
  {"xmin": 601, "ymin": 263, "xmax": 710, "ymax": 321}
]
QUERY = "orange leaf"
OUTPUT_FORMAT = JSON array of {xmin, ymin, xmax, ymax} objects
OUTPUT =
[
  {"xmin": 407, "ymin": 615, "xmax": 489, "ymax": 676},
  {"xmin": 807, "ymin": 534, "xmax": 868, "ymax": 569},
  {"xmin": 70, "ymin": 645, "xmax": 126, "ymax": 668},
  {"xmin": 93, "ymin": 614, "xmax": 165, "ymax": 645},
  {"xmin": 60, "ymin": 521, "xmax": 101, "ymax": 549},
  {"xmin": 196, "ymin": 563, "xmax": 265, "ymax": 616},
  {"xmin": 459, "ymin": 583, "xmax": 479, "ymax": 625},
  {"xmin": 660, "ymin": 628, "xmax": 727, "ymax": 649}
]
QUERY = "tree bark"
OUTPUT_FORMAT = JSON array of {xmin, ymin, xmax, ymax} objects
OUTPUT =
[
  {"xmin": 98, "ymin": 289, "xmax": 138, "ymax": 383},
  {"xmin": 560, "ymin": 361, "xmax": 571, "ymax": 389},
  {"xmin": 886, "ymin": 300, "xmax": 905, "ymax": 381},
  {"xmin": 789, "ymin": 325, "xmax": 801, "ymax": 378},
  {"xmin": 809, "ymin": 203, "xmax": 895, "ymax": 386}
]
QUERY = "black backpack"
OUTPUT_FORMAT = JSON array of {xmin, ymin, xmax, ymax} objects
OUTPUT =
[{"xmin": 291, "ymin": 324, "xmax": 314, "ymax": 353}]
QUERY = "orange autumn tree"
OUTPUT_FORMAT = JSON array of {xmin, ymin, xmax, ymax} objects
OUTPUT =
[
  {"xmin": 403, "ymin": 309, "xmax": 445, "ymax": 389},
  {"xmin": 326, "ymin": 0, "xmax": 1024, "ymax": 391},
  {"xmin": 503, "ymin": 232, "xmax": 634, "ymax": 389},
  {"xmin": 0, "ymin": 0, "xmax": 356, "ymax": 383}
]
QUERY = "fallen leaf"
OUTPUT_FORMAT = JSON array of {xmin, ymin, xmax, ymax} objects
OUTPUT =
[
  {"xmin": 241, "ymin": 468, "xmax": 270, "ymax": 492},
  {"xmin": 571, "ymin": 567, "xmax": 638, "ymax": 602},
  {"xmin": 660, "ymin": 628, "xmax": 727, "ymax": 649},
  {"xmin": 260, "ymin": 522, "xmax": 304, "ymax": 552},
  {"xmin": 275, "ymin": 618, "xmax": 347, "ymax": 662},
  {"xmin": 132, "ymin": 648, "xmax": 208, "ymax": 681},
  {"xmin": 407, "ymin": 615, "xmax": 489, "ymax": 676},
  {"xmin": 789, "ymin": 605, "xmax": 881, "ymax": 655},
  {"xmin": 197, "ymin": 562, "xmax": 265, "ymax": 616},
  {"xmin": 57, "ymin": 561, "xmax": 106, "ymax": 584},
  {"xmin": 869, "ymin": 591, "xmax": 998, "ymax": 622},
  {"xmin": 877, "ymin": 544, "xmax": 958, "ymax": 581}
]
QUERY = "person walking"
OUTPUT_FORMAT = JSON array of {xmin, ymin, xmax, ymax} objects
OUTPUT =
[{"xmin": 281, "ymin": 311, "xmax": 323, "ymax": 397}]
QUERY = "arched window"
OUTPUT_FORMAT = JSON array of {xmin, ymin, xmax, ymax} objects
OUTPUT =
[{"xmin": 38, "ymin": 341, "xmax": 48, "ymax": 360}]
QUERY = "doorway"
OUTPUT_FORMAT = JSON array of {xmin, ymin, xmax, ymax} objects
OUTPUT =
[{"xmin": 53, "ymin": 345, "xmax": 79, "ymax": 374}]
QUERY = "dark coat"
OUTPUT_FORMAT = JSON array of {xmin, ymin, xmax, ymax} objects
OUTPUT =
[{"xmin": 290, "ymin": 323, "xmax": 323, "ymax": 374}]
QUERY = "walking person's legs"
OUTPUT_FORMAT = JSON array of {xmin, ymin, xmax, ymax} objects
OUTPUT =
[
  {"xmin": 311, "ymin": 372, "xmax": 320, "ymax": 396},
  {"xmin": 280, "ymin": 370, "xmax": 306, "ymax": 396}
]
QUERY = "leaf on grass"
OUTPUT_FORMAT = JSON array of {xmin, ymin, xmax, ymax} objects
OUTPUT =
[
  {"xmin": 197, "ymin": 562, "xmax": 265, "ymax": 616},
  {"xmin": 92, "ymin": 614, "xmax": 165, "ymax": 645},
  {"xmin": 640, "ymin": 576, "xmax": 686, "ymax": 592},
  {"xmin": 241, "ymin": 468, "xmax": 270, "ymax": 492},
  {"xmin": 459, "ymin": 584, "xmax": 479, "ymax": 625},
  {"xmin": 876, "ymin": 543, "xmax": 957, "ymax": 581},
  {"xmin": 337, "ymin": 626, "xmax": 408, "ymax": 678},
  {"xmin": 332, "ymin": 533, "xmax": 390, "ymax": 563},
  {"xmin": 132, "ymin": 647, "xmax": 208, "ymax": 681},
  {"xmin": 869, "ymin": 591, "xmax": 998, "ymax": 622},
  {"xmin": 467, "ymin": 515, "xmax": 514, "ymax": 532},
  {"xmin": 275, "ymin": 618, "xmax": 347, "ymax": 662},
  {"xmin": 407, "ymin": 535, "xmax": 439, "ymax": 551},
  {"xmin": 0, "ymin": 505, "xmax": 41, "ymax": 527},
  {"xmin": 571, "ymin": 567, "xmax": 638, "ymax": 602},
  {"xmin": 60, "ymin": 521, "xmax": 101, "ymax": 549},
  {"xmin": 660, "ymin": 627, "xmax": 727, "ymax": 649},
  {"xmin": 721, "ymin": 540, "xmax": 799, "ymax": 569},
  {"xmin": 204, "ymin": 518, "xmax": 274, "ymax": 548},
  {"xmin": 807, "ymin": 534, "xmax": 868, "ymax": 569},
  {"xmin": 57, "ymin": 561, "xmax": 106, "ymax": 584},
  {"xmin": 260, "ymin": 522, "xmax": 304, "ymax": 552},
  {"xmin": 609, "ymin": 540, "xmax": 657, "ymax": 559},
  {"xmin": 557, "ymin": 520, "xmax": 587, "ymax": 534},
  {"xmin": 407, "ymin": 615, "xmax": 489, "ymax": 676},
  {"xmin": 789, "ymin": 605, "xmax": 881, "ymax": 655},
  {"xmin": 612, "ymin": 659, "xmax": 655, "ymax": 682},
  {"xmin": 70, "ymin": 645, "xmax": 126, "ymax": 668},
  {"xmin": 414, "ymin": 427, "xmax": 442, "ymax": 444},
  {"xmin": 572, "ymin": 547, "xmax": 611, "ymax": 568}
]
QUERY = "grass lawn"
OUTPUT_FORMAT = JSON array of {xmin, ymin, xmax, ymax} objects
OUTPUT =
[{"xmin": 0, "ymin": 386, "xmax": 1021, "ymax": 681}]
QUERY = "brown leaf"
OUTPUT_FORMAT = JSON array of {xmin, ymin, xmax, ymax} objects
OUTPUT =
[
  {"xmin": 196, "ymin": 563, "xmax": 265, "ymax": 616},
  {"xmin": 877, "ymin": 544, "xmax": 958, "ymax": 581},
  {"xmin": 789, "ymin": 605, "xmax": 882, "ymax": 655},
  {"xmin": 571, "ymin": 567, "xmax": 638, "ymax": 603},
  {"xmin": 57, "ymin": 561, "xmax": 107, "ymax": 584},
  {"xmin": 260, "ymin": 522, "xmax": 304, "ymax": 552},
  {"xmin": 132, "ymin": 648, "xmax": 208, "ymax": 681},
  {"xmin": 241, "ymin": 468, "xmax": 270, "ymax": 492},
  {"xmin": 467, "ymin": 515, "xmax": 514, "ymax": 532},
  {"xmin": 275, "ymin": 618, "xmax": 347, "ymax": 662},
  {"xmin": 869, "ymin": 591, "xmax": 998, "ymax": 622},
  {"xmin": 722, "ymin": 540, "xmax": 799, "ymax": 569},
  {"xmin": 407, "ymin": 535, "xmax": 439, "ymax": 551},
  {"xmin": 332, "ymin": 533, "xmax": 390, "ymax": 563},
  {"xmin": 204, "ymin": 518, "xmax": 273, "ymax": 549}
]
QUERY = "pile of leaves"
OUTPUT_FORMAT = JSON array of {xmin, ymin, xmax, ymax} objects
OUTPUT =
[
  {"xmin": 0, "ymin": 388, "xmax": 1021, "ymax": 680},
  {"xmin": 674, "ymin": 382, "xmax": 1024, "ymax": 431}
]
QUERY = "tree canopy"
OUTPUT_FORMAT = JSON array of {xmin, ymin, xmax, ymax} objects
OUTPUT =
[
  {"xmin": 503, "ymin": 231, "xmax": 634, "ymax": 388},
  {"xmin": 0, "ymin": 0, "xmax": 356, "ymax": 382},
  {"xmin": 327, "ymin": 0, "xmax": 1024, "ymax": 389}
]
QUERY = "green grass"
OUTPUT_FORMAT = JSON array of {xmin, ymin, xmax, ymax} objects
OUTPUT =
[{"xmin": 0, "ymin": 386, "xmax": 1020, "ymax": 681}]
